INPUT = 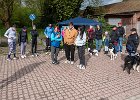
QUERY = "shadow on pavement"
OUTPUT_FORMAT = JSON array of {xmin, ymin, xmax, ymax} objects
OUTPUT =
[{"xmin": 0, "ymin": 61, "xmax": 46, "ymax": 89}]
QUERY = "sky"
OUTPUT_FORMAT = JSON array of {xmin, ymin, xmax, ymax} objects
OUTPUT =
[{"xmin": 80, "ymin": 0, "xmax": 123, "ymax": 10}]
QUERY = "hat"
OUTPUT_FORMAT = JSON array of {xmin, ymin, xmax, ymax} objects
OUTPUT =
[{"xmin": 130, "ymin": 28, "xmax": 137, "ymax": 32}]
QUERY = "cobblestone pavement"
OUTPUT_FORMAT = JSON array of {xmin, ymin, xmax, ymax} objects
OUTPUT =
[{"xmin": 0, "ymin": 46, "xmax": 140, "ymax": 100}]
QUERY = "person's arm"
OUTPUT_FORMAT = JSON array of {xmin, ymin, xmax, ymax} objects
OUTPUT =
[
  {"xmin": 26, "ymin": 32, "xmax": 28, "ymax": 43},
  {"xmin": 4, "ymin": 28, "xmax": 10, "ymax": 38},
  {"xmin": 51, "ymin": 33, "xmax": 55, "ymax": 41},
  {"xmin": 83, "ymin": 32, "xmax": 86, "ymax": 43},
  {"xmin": 55, "ymin": 35, "xmax": 62, "ymax": 41}
]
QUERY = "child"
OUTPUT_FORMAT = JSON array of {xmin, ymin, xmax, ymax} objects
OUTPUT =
[
  {"xmin": 51, "ymin": 26, "xmax": 62, "ymax": 64},
  {"xmin": 75, "ymin": 26, "xmax": 86, "ymax": 69},
  {"xmin": 30, "ymin": 25, "xmax": 39, "ymax": 56},
  {"xmin": 104, "ymin": 31, "xmax": 110, "ymax": 54},
  {"xmin": 18, "ymin": 26, "xmax": 28, "ymax": 58}
]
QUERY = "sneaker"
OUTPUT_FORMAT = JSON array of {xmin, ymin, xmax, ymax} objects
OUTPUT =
[
  {"xmin": 65, "ymin": 60, "xmax": 70, "ymax": 64},
  {"xmin": 95, "ymin": 53, "xmax": 98, "ymax": 56},
  {"xmin": 32, "ymin": 55, "xmax": 35, "ymax": 57},
  {"xmin": 45, "ymin": 52, "xmax": 49, "ymax": 55},
  {"xmin": 13, "ymin": 57, "xmax": 17, "ymax": 60},
  {"xmin": 7, "ymin": 58, "xmax": 11, "ymax": 61},
  {"xmin": 90, "ymin": 53, "xmax": 93, "ymax": 56},
  {"xmin": 81, "ymin": 65, "xmax": 86, "ymax": 69},
  {"xmin": 52, "ymin": 61, "xmax": 55, "ymax": 64},
  {"xmin": 55, "ymin": 61, "xmax": 59, "ymax": 65},
  {"xmin": 24, "ymin": 55, "xmax": 26, "ymax": 58},
  {"xmin": 35, "ymin": 53, "xmax": 38, "ymax": 57},
  {"xmin": 21, "ymin": 55, "xmax": 24, "ymax": 58},
  {"xmin": 71, "ymin": 61, "xmax": 74, "ymax": 65}
]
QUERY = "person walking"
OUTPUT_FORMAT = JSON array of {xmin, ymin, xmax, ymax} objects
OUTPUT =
[
  {"xmin": 87, "ymin": 25, "xmax": 95, "ymax": 55},
  {"xmin": 44, "ymin": 24, "xmax": 54, "ymax": 54},
  {"xmin": 51, "ymin": 26, "xmax": 62, "ymax": 64},
  {"xmin": 4, "ymin": 25, "xmax": 17, "ymax": 60},
  {"xmin": 75, "ymin": 26, "xmax": 86, "ymax": 69},
  {"xmin": 18, "ymin": 26, "xmax": 28, "ymax": 58},
  {"xmin": 117, "ymin": 22, "xmax": 125, "ymax": 53},
  {"xmin": 30, "ymin": 25, "xmax": 39, "ymax": 57},
  {"xmin": 95, "ymin": 25, "xmax": 102, "ymax": 56},
  {"xmin": 64, "ymin": 22, "xmax": 78, "ymax": 64}
]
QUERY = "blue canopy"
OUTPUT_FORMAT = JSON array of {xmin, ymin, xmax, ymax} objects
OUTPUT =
[{"xmin": 58, "ymin": 17, "xmax": 101, "ymax": 26}]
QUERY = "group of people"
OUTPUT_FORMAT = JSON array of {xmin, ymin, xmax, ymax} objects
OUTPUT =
[
  {"xmin": 4, "ymin": 21, "xmax": 139, "ymax": 70},
  {"xmin": 4, "ymin": 25, "xmax": 39, "ymax": 60}
]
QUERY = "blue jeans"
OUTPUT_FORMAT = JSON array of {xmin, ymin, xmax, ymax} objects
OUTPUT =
[
  {"xmin": 114, "ymin": 45, "xmax": 118, "ymax": 54},
  {"xmin": 104, "ymin": 39, "xmax": 109, "ymax": 51},
  {"xmin": 118, "ymin": 37, "xmax": 123, "ymax": 52},
  {"xmin": 95, "ymin": 39, "xmax": 102, "ymax": 51}
]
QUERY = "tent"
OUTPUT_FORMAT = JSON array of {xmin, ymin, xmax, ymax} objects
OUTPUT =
[{"xmin": 58, "ymin": 17, "xmax": 101, "ymax": 26}]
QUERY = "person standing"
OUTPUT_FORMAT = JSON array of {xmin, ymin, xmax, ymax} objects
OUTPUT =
[
  {"xmin": 117, "ymin": 22, "xmax": 125, "ymax": 53},
  {"xmin": 4, "ymin": 25, "xmax": 17, "ymax": 60},
  {"xmin": 51, "ymin": 26, "xmax": 62, "ymax": 64},
  {"xmin": 75, "ymin": 26, "xmax": 86, "ymax": 69},
  {"xmin": 18, "ymin": 26, "xmax": 28, "ymax": 58},
  {"xmin": 104, "ymin": 31, "xmax": 110, "ymax": 54},
  {"xmin": 87, "ymin": 25, "xmax": 95, "ymax": 55},
  {"xmin": 64, "ymin": 22, "xmax": 78, "ymax": 64},
  {"xmin": 44, "ymin": 24, "xmax": 54, "ymax": 54},
  {"xmin": 61, "ymin": 26, "xmax": 67, "ymax": 52},
  {"xmin": 95, "ymin": 25, "xmax": 102, "ymax": 56},
  {"xmin": 30, "ymin": 25, "xmax": 39, "ymax": 57},
  {"xmin": 110, "ymin": 26, "xmax": 119, "ymax": 57}
]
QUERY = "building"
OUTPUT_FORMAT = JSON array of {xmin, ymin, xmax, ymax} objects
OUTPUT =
[{"xmin": 104, "ymin": 0, "xmax": 140, "ymax": 35}]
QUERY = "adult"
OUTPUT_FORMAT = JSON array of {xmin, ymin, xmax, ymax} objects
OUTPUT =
[
  {"xmin": 87, "ymin": 25, "xmax": 95, "ymax": 55},
  {"xmin": 95, "ymin": 25, "xmax": 102, "ymax": 56},
  {"xmin": 18, "ymin": 26, "xmax": 28, "ymax": 58},
  {"xmin": 30, "ymin": 25, "xmax": 39, "ymax": 57},
  {"xmin": 4, "ymin": 25, "xmax": 17, "ymax": 60},
  {"xmin": 110, "ymin": 26, "xmax": 119, "ymax": 57},
  {"xmin": 75, "ymin": 26, "xmax": 86, "ymax": 69},
  {"xmin": 51, "ymin": 26, "xmax": 62, "ymax": 64},
  {"xmin": 117, "ymin": 22, "xmax": 125, "ymax": 53},
  {"xmin": 64, "ymin": 22, "xmax": 78, "ymax": 64},
  {"xmin": 61, "ymin": 26, "xmax": 67, "ymax": 52},
  {"xmin": 126, "ymin": 28, "xmax": 139, "ymax": 56},
  {"xmin": 104, "ymin": 31, "xmax": 110, "ymax": 54},
  {"xmin": 44, "ymin": 24, "xmax": 54, "ymax": 54}
]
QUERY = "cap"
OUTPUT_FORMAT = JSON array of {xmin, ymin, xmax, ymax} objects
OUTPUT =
[{"xmin": 130, "ymin": 28, "xmax": 137, "ymax": 32}]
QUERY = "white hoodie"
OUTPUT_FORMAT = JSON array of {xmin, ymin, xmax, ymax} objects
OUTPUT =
[
  {"xmin": 4, "ymin": 27, "xmax": 16, "ymax": 42},
  {"xmin": 75, "ymin": 32, "xmax": 86, "ymax": 46}
]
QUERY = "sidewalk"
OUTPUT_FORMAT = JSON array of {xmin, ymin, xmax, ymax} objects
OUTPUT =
[{"xmin": 0, "ymin": 47, "xmax": 140, "ymax": 100}]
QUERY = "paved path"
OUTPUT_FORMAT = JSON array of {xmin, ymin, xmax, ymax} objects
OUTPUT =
[{"xmin": 0, "ymin": 46, "xmax": 140, "ymax": 100}]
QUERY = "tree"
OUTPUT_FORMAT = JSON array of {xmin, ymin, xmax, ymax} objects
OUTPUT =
[
  {"xmin": 40, "ymin": 0, "xmax": 84, "ymax": 28},
  {"xmin": 0, "ymin": 0, "xmax": 15, "ymax": 28}
]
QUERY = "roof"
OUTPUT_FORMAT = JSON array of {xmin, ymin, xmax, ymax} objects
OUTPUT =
[
  {"xmin": 105, "ymin": 0, "xmax": 140, "ymax": 14},
  {"xmin": 58, "ymin": 17, "xmax": 101, "ymax": 26}
]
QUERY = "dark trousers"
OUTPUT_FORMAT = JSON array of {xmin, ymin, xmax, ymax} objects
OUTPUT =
[
  {"xmin": 65, "ymin": 44, "xmax": 75, "ymax": 61},
  {"xmin": 51, "ymin": 46, "xmax": 59, "ymax": 62},
  {"xmin": 77, "ymin": 46, "xmax": 85, "ymax": 65},
  {"xmin": 46, "ymin": 38, "xmax": 51, "ymax": 52},
  {"xmin": 88, "ymin": 39, "xmax": 94, "ymax": 53},
  {"xmin": 31, "ymin": 39, "xmax": 37, "ymax": 54}
]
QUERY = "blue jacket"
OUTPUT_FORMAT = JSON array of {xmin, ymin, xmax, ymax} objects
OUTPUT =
[
  {"xmin": 51, "ymin": 32, "xmax": 62, "ymax": 47},
  {"xmin": 44, "ymin": 27, "xmax": 54, "ymax": 38}
]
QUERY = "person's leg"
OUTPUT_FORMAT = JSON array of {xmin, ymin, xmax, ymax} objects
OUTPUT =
[
  {"xmin": 34, "ymin": 40, "xmax": 37, "ymax": 54},
  {"xmin": 55, "ymin": 47, "xmax": 60, "ymax": 63},
  {"xmin": 95, "ymin": 39, "xmax": 99, "ymax": 51},
  {"xmin": 81, "ymin": 46, "xmax": 85, "ymax": 66},
  {"xmin": 119, "ymin": 37, "xmax": 123, "ymax": 52},
  {"xmin": 46, "ymin": 38, "xmax": 49, "ymax": 52},
  {"xmin": 48, "ymin": 38, "xmax": 51, "ymax": 51},
  {"xmin": 13, "ymin": 41, "xmax": 16, "ymax": 58},
  {"xmin": 70, "ymin": 44, "xmax": 75, "ymax": 62},
  {"xmin": 31, "ymin": 40, "xmax": 35, "ymax": 55},
  {"xmin": 77, "ymin": 46, "xmax": 81, "ymax": 64},
  {"xmin": 98, "ymin": 39, "xmax": 102, "ymax": 52},
  {"xmin": 23, "ymin": 42, "xmax": 27, "ymax": 56},
  {"xmin": 7, "ymin": 42, "xmax": 13, "ymax": 59},
  {"xmin": 65, "ymin": 44, "xmax": 70, "ymax": 61},
  {"xmin": 21, "ymin": 42, "xmax": 24, "ymax": 56},
  {"xmin": 51, "ymin": 46, "xmax": 55, "ymax": 63}
]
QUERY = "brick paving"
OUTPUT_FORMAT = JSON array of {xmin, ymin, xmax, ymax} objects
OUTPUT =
[{"xmin": 0, "ymin": 45, "xmax": 140, "ymax": 100}]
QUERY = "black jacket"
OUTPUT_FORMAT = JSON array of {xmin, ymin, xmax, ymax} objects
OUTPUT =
[
  {"xmin": 18, "ymin": 31, "xmax": 28, "ymax": 43},
  {"xmin": 117, "ymin": 26, "xmax": 125, "ymax": 37},
  {"xmin": 110, "ymin": 30, "xmax": 119, "ymax": 44},
  {"xmin": 126, "ymin": 33, "xmax": 139, "ymax": 52},
  {"xmin": 95, "ymin": 28, "xmax": 102, "ymax": 40},
  {"xmin": 31, "ymin": 30, "xmax": 38, "ymax": 40}
]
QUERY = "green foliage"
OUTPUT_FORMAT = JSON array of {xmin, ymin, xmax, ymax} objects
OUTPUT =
[{"xmin": 97, "ymin": 15, "xmax": 113, "ymax": 33}]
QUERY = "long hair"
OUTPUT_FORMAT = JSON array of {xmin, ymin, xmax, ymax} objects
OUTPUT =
[{"xmin": 79, "ymin": 25, "xmax": 85, "ymax": 39}]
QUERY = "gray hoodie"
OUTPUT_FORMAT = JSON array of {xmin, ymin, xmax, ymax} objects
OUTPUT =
[{"xmin": 4, "ymin": 27, "xmax": 16, "ymax": 42}]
